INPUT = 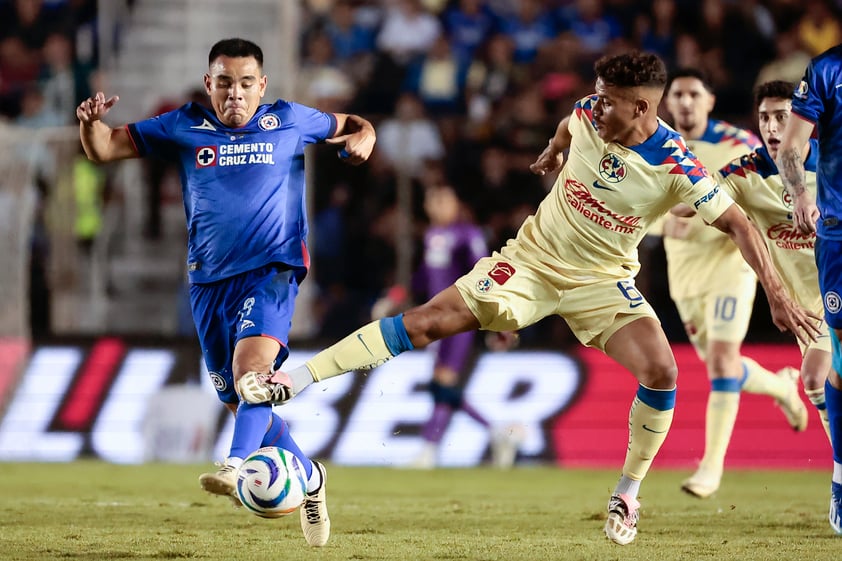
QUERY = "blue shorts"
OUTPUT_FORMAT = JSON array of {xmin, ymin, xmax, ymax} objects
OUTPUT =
[
  {"xmin": 816, "ymin": 237, "xmax": 842, "ymax": 329},
  {"xmin": 190, "ymin": 264, "xmax": 300, "ymax": 404}
]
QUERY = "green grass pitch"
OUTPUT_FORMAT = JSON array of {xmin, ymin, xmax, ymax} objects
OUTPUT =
[{"xmin": 0, "ymin": 461, "xmax": 837, "ymax": 560}]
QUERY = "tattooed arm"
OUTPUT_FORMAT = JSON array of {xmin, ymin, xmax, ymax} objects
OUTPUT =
[{"xmin": 776, "ymin": 115, "xmax": 818, "ymax": 234}]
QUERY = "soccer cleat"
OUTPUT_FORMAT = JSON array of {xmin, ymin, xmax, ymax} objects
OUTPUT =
[
  {"xmin": 237, "ymin": 370, "xmax": 294, "ymax": 405},
  {"xmin": 604, "ymin": 493, "xmax": 640, "ymax": 545},
  {"xmin": 490, "ymin": 423, "xmax": 526, "ymax": 469},
  {"xmin": 830, "ymin": 482, "xmax": 842, "ymax": 534},
  {"xmin": 300, "ymin": 461, "xmax": 331, "ymax": 547},
  {"xmin": 775, "ymin": 367, "xmax": 808, "ymax": 432},
  {"xmin": 199, "ymin": 461, "xmax": 242, "ymax": 507},
  {"xmin": 680, "ymin": 468, "xmax": 721, "ymax": 499}
]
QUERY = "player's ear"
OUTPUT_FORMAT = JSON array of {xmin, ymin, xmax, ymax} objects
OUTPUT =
[
  {"xmin": 635, "ymin": 98, "xmax": 650, "ymax": 118},
  {"xmin": 259, "ymin": 74, "xmax": 268, "ymax": 98},
  {"xmin": 203, "ymin": 73, "xmax": 212, "ymax": 95}
]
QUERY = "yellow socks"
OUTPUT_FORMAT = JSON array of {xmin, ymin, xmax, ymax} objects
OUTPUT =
[
  {"xmin": 697, "ymin": 390, "xmax": 740, "ymax": 475},
  {"xmin": 306, "ymin": 320, "xmax": 394, "ymax": 381},
  {"xmin": 623, "ymin": 388, "xmax": 675, "ymax": 480}
]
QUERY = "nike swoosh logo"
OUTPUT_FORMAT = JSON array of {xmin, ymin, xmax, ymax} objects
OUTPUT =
[
  {"xmin": 629, "ymin": 301, "xmax": 644, "ymax": 308},
  {"xmin": 592, "ymin": 180, "xmax": 614, "ymax": 191},
  {"xmin": 836, "ymin": 84, "xmax": 842, "ymax": 89},
  {"xmin": 642, "ymin": 424, "xmax": 667, "ymax": 434},
  {"xmin": 357, "ymin": 333, "xmax": 374, "ymax": 356}
]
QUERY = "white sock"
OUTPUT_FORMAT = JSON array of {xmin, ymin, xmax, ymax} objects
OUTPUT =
[
  {"xmin": 225, "ymin": 456, "xmax": 243, "ymax": 469},
  {"xmin": 307, "ymin": 462, "xmax": 323, "ymax": 493},
  {"xmin": 290, "ymin": 365, "xmax": 316, "ymax": 394},
  {"xmin": 614, "ymin": 475, "xmax": 641, "ymax": 499},
  {"xmin": 834, "ymin": 462, "xmax": 842, "ymax": 485}
]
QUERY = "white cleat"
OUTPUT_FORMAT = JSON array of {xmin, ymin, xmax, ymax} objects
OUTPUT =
[
  {"xmin": 300, "ymin": 461, "xmax": 331, "ymax": 547},
  {"xmin": 199, "ymin": 461, "xmax": 241, "ymax": 507},
  {"xmin": 604, "ymin": 493, "xmax": 640, "ymax": 545},
  {"xmin": 237, "ymin": 370, "xmax": 295, "ymax": 405},
  {"xmin": 681, "ymin": 468, "xmax": 721, "ymax": 499},
  {"xmin": 775, "ymin": 367, "xmax": 808, "ymax": 432},
  {"xmin": 490, "ymin": 423, "xmax": 526, "ymax": 469}
]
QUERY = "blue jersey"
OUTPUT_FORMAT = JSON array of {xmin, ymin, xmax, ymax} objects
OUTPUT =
[
  {"xmin": 127, "ymin": 101, "xmax": 337, "ymax": 283},
  {"xmin": 792, "ymin": 45, "xmax": 842, "ymax": 240}
]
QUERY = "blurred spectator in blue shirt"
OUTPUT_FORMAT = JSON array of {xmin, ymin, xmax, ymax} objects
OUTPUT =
[
  {"xmin": 441, "ymin": 0, "xmax": 497, "ymax": 63},
  {"xmin": 496, "ymin": 0, "xmax": 556, "ymax": 64}
]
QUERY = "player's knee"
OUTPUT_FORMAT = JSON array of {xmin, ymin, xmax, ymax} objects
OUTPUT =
[
  {"xmin": 232, "ymin": 358, "xmax": 274, "ymax": 383},
  {"xmin": 801, "ymin": 367, "xmax": 824, "ymax": 392},
  {"xmin": 640, "ymin": 358, "xmax": 678, "ymax": 389},
  {"xmin": 404, "ymin": 306, "xmax": 468, "ymax": 347},
  {"xmin": 705, "ymin": 351, "xmax": 740, "ymax": 380}
]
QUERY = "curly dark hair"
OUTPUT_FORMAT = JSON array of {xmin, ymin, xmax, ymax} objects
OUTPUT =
[
  {"xmin": 755, "ymin": 80, "xmax": 795, "ymax": 107},
  {"xmin": 594, "ymin": 51, "xmax": 667, "ymax": 89},
  {"xmin": 208, "ymin": 38, "xmax": 264, "ymax": 68}
]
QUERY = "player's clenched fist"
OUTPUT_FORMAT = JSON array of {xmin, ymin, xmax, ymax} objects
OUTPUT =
[
  {"xmin": 529, "ymin": 140, "xmax": 565, "ymax": 176},
  {"xmin": 76, "ymin": 91, "xmax": 119, "ymax": 124}
]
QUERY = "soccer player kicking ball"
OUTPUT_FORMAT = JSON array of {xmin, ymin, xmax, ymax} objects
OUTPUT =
[
  {"xmin": 76, "ymin": 38, "xmax": 376, "ymax": 547},
  {"xmin": 776, "ymin": 44, "xmax": 842, "ymax": 535},
  {"xmin": 240, "ymin": 51, "xmax": 820, "ymax": 545}
]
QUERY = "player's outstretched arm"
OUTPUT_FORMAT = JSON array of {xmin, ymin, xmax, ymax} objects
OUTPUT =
[
  {"xmin": 712, "ymin": 204, "xmax": 822, "ymax": 345},
  {"xmin": 777, "ymin": 115, "xmax": 819, "ymax": 234},
  {"xmin": 530, "ymin": 116, "xmax": 571, "ymax": 176},
  {"xmin": 326, "ymin": 113, "xmax": 376, "ymax": 165},
  {"xmin": 77, "ymin": 91, "xmax": 137, "ymax": 163}
]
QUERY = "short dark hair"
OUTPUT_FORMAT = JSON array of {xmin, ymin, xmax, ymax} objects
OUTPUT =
[
  {"xmin": 208, "ymin": 38, "xmax": 263, "ymax": 68},
  {"xmin": 666, "ymin": 68, "xmax": 713, "ymax": 93},
  {"xmin": 594, "ymin": 51, "xmax": 667, "ymax": 89},
  {"xmin": 755, "ymin": 80, "xmax": 795, "ymax": 107}
]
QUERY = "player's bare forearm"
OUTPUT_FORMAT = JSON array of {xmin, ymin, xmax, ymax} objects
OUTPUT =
[
  {"xmin": 77, "ymin": 93, "xmax": 136, "ymax": 163},
  {"xmin": 79, "ymin": 120, "xmax": 114, "ymax": 163},
  {"xmin": 778, "ymin": 145, "xmax": 807, "ymax": 197},
  {"xmin": 329, "ymin": 113, "xmax": 376, "ymax": 164},
  {"xmin": 335, "ymin": 113, "xmax": 374, "ymax": 136}
]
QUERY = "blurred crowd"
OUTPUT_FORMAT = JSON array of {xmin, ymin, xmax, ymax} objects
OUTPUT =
[
  {"xmin": 5, "ymin": 0, "xmax": 842, "ymax": 343},
  {"xmin": 299, "ymin": 0, "xmax": 842, "ymax": 346},
  {"xmin": 0, "ymin": 0, "xmax": 98, "ymax": 126}
]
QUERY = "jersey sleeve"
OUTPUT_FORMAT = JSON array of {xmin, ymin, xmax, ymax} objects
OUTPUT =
[
  {"xmin": 715, "ymin": 155, "xmax": 755, "ymax": 209},
  {"xmin": 289, "ymin": 102, "xmax": 338, "ymax": 144},
  {"xmin": 792, "ymin": 59, "xmax": 825, "ymax": 124},
  {"xmin": 674, "ymin": 170, "xmax": 734, "ymax": 225},
  {"xmin": 568, "ymin": 95, "xmax": 599, "ymax": 135},
  {"xmin": 126, "ymin": 109, "xmax": 181, "ymax": 159}
]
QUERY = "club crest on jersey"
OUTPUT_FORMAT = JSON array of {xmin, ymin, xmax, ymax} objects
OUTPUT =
[
  {"xmin": 195, "ymin": 146, "xmax": 217, "ymax": 167},
  {"xmin": 488, "ymin": 262, "xmax": 515, "ymax": 285},
  {"xmin": 598, "ymin": 153, "xmax": 627, "ymax": 183},
  {"xmin": 476, "ymin": 278, "xmax": 492, "ymax": 293},
  {"xmin": 258, "ymin": 114, "xmax": 281, "ymax": 131},
  {"xmin": 794, "ymin": 80, "xmax": 808, "ymax": 100},
  {"xmin": 209, "ymin": 372, "xmax": 227, "ymax": 391},
  {"xmin": 781, "ymin": 188, "xmax": 793, "ymax": 209},
  {"xmin": 826, "ymin": 291, "xmax": 842, "ymax": 314}
]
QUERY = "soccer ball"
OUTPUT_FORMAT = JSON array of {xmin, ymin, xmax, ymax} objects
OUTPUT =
[{"xmin": 236, "ymin": 446, "xmax": 308, "ymax": 518}]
